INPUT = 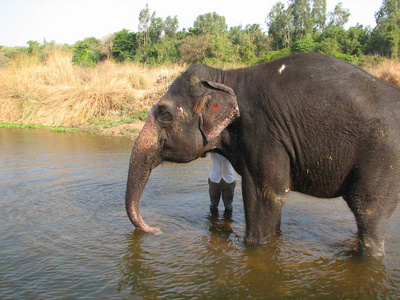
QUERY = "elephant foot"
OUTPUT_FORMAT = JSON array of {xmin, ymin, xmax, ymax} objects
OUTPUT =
[
  {"xmin": 358, "ymin": 239, "xmax": 385, "ymax": 257},
  {"xmin": 245, "ymin": 229, "xmax": 277, "ymax": 245}
]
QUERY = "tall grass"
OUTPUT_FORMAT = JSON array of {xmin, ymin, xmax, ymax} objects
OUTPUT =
[
  {"xmin": 0, "ymin": 49, "xmax": 183, "ymax": 127},
  {"xmin": 366, "ymin": 60, "xmax": 400, "ymax": 88},
  {"xmin": 0, "ymin": 50, "xmax": 399, "ymax": 128}
]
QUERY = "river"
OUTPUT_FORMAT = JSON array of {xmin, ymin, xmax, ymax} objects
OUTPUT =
[{"xmin": 1, "ymin": 128, "xmax": 399, "ymax": 299}]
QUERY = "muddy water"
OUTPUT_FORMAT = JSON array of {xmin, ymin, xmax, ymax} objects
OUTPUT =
[{"xmin": 0, "ymin": 128, "xmax": 399, "ymax": 299}]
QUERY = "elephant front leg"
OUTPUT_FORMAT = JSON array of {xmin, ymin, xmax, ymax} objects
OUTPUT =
[{"xmin": 242, "ymin": 176, "xmax": 289, "ymax": 245}]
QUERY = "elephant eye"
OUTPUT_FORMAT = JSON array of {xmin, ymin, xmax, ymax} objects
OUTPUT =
[{"xmin": 157, "ymin": 109, "xmax": 173, "ymax": 123}]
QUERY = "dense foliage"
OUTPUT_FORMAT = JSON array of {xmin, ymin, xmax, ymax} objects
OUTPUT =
[{"xmin": 1, "ymin": 0, "xmax": 400, "ymax": 67}]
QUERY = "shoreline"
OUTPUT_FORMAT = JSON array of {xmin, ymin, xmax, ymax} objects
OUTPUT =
[{"xmin": 0, "ymin": 120, "xmax": 145, "ymax": 140}]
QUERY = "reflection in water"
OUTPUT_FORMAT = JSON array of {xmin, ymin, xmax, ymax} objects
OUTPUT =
[
  {"xmin": 207, "ymin": 209, "xmax": 235, "ymax": 242},
  {"xmin": 1, "ymin": 128, "xmax": 399, "ymax": 299}
]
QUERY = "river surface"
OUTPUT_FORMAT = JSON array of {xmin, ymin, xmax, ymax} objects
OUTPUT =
[{"xmin": 0, "ymin": 128, "xmax": 399, "ymax": 299}]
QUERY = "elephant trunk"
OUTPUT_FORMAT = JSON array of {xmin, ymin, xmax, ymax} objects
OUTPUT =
[{"xmin": 125, "ymin": 113, "xmax": 162, "ymax": 233}]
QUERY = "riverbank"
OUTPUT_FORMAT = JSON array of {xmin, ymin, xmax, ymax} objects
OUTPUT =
[
  {"xmin": 0, "ymin": 119, "xmax": 145, "ymax": 140},
  {"xmin": 0, "ymin": 49, "xmax": 183, "ymax": 139},
  {"xmin": 79, "ymin": 119, "xmax": 145, "ymax": 140}
]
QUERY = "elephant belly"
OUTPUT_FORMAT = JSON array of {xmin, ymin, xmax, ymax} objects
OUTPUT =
[{"xmin": 290, "ymin": 165, "xmax": 352, "ymax": 198}]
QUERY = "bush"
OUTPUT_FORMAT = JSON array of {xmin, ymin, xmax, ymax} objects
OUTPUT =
[
  {"xmin": 72, "ymin": 37, "xmax": 101, "ymax": 66},
  {"xmin": 263, "ymin": 48, "xmax": 292, "ymax": 61},
  {"xmin": 291, "ymin": 34, "xmax": 317, "ymax": 53},
  {"xmin": 180, "ymin": 34, "xmax": 212, "ymax": 63},
  {"xmin": 112, "ymin": 29, "xmax": 138, "ymax": 62},
  {"xmin": 317, "ymin": 37, "xmax": 341, "ymax": 56},
  {"xmin": 135, "ymin": 39, "xmax": 180, "ymax": 65}
]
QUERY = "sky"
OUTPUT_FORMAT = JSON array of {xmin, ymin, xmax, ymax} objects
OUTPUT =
[{"xmin": 0, "ymin": 0, "xmax": 384, "ymax": 47}]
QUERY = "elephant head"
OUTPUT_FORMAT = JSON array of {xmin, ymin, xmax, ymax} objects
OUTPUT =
[{"xmin": 125, "ymin": 66, "xmax": 240, "ymax": 233}]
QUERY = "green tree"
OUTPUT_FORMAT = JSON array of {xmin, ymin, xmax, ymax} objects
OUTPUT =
[
  {"xmin": 327, "ymin": 3, "xmax": 350, "ymax": 27},
  {"xmin": 316, "ymin": 25, "xmax": 346, "ymax": 54},
  {"xmin": 374, "ymin": 0, "xmax": 400, "ymax": 58},
  {"xmin": 72, "ymin": 37, "xmax": 101, "ymax": 66},
  {"xmin": 291, "ymin": 33, "xmax": 317, "ymax": 52},
  {"xmin": 229, "ymin": 25, "xmax": 243, "ymax": 46},
  {"xmin": 343, "ymin": 25, "xmax": 370, "ymax": 56},
  {"xmin": 165, "ymin": 16, "xmax": 179, "ymax": 38},
  {"xmin": 375, "ymin": 0, "xmax": 400, "ymax": 26},
  {"xmin": 136, "ymin": 39, "xmax": 179, "ymax": 65},
  {"xmin": 27, "ymin": 40, "xmax": 40, "ymax": 54},
  {"xmin": 205, "ymin": 33, "xmax": 237, "ymax": 64},
  {"xmin": 229, "ymin": 26, "xmax": 256, "ymax": 63},
  {"xmin": 112, "ymin": 29, "xmax": 138, "ymax": 62},
  {"xmin": 289, "ymin": 0, "xmax": 313, "ymax": 41},
  {"xmin": 385, "ymin": 21, "xmax": 400, "ymax": 58},
  {"xmin": 229, "ymin": 24, "xmax": 269, "ymax": 63},
  {"xmin": 244, "ymin": 24, "xmax": 270, "ymax": 58},
  {"xmin": 138, "ymin": 4, "xmax": 151, "ymax": 45},
  {"xmin": 312, "ymin": 0, "xmax": 327, "ymax": 32},
  {"xmin": 238, "ymin": 32, "xmax": 257, "ymax": 63},
  {"xmin": 194, "ymin": 12, "xmax": 228, "ymax": 35},
  {"xmin": 148, "ymin": 12, "xmax": 165, "ymax": 44},
  {"xmin": 317, "ymin": 37, "xmax": 341, "ymax": 55},
  {"xmin": 267, "ymin": 2, "xmax": 294, "ymax": 50}
]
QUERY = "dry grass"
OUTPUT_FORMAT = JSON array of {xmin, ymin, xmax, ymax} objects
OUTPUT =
[
  {"xmin": 1, "ymin": 50, "xmax": 399, "ymax": 129},
  {"xmin": 366, "ymin": 60, "xmax": 400, "ymax": 88},
  {"xmin": 0, "ymin": 49, "xmax": 183, "ymax": 127}
]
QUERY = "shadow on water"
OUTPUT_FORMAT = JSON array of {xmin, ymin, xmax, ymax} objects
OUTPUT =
[
  {"xmin": 119, "ymin": 217, "xmax": 395, "ymax": 299},
  {"xmin": 1, "ymin": 128, "xmax": 399, "ymax": 299},
  {"xmin": 118, "ymin": 197, "xmax": 398, "ymax": 299}
]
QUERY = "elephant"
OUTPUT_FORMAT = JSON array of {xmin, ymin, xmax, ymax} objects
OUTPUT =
[{"xmin": 125, "ymin": 52, "xmax": 400, "ymax": 256}]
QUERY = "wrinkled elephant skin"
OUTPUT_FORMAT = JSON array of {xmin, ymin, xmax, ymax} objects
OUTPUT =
[{"xmin": 125, "ymin": 52, "xmax": 400, "ymax": 256}]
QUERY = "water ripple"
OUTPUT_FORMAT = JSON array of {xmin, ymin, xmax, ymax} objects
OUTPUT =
[{"xmin": 1, "ymin": 128, "xmax": 399, "ymax": 299}]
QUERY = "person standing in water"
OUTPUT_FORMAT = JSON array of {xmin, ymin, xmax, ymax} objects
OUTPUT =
[{"xmin": 208, "ymin": 153, "xmax": 236, "ymax": 213}]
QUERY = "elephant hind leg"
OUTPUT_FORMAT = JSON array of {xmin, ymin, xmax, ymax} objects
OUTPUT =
[{"xmin": 344, "ymin": 176, "xmax": 400, "ymax": 256}]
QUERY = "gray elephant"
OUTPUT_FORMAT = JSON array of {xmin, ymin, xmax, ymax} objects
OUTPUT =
[{"xmin": 125, "ymin": 52, "xmax": 400, "ymax": 256}]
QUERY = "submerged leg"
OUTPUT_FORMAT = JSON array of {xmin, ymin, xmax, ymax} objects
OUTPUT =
[
  {"xmin": 208, "ymin": 178, "xmax": 221, "ymax": 210},
  {"xmin": 242, "ymin": 175, "xmax": 288, "ymax": 245},
  {"xmin": 242, "ymin": 149, "xmax": 291, "ymax": 245},
  {"xmin": 345, "ymin": 192, "xmax": 398, "ymax": 256},
  {"xmin": 221, "ymin": 179, "xmax": 235, "ymax": 212},
  {"xmin": 344, "ymin": 166, "xmax": 400, "ymax": 256}
]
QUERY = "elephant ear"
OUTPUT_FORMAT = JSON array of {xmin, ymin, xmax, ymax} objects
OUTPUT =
[{"xmin": 195, "ymin": 81, "xmax": 240, "ymax": 142}]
